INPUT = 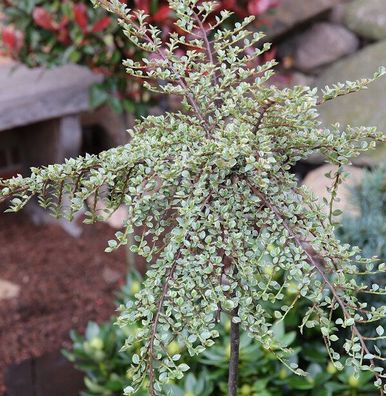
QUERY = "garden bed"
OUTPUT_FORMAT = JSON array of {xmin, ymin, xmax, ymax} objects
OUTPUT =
[{"xmin": 0, "ymin": 212, "xmax": 127, "ymax": 394}]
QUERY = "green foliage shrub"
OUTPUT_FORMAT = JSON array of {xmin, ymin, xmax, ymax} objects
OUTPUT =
[
  {"xmin": 1, "ymin": 0, "xmax": 386, "ymax": 394},
  {"xmin": 68, "ymin": 169, "xmax": 386, "ymax": 395},
  {"xmin": 65, "ymin": 273, "xmax": 378, "ymax": 396}
]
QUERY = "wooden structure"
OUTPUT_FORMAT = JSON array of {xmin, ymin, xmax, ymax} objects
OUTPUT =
[{"xmin": 0, "ymin": 62, "xmax": 102, "ymax": 177}]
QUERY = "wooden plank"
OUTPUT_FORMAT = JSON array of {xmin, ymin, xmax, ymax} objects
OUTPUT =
[
  {"xmin": 17, "ymin": 116, "xmax": 84, "ymax": 236},
  {"xmin": 0, "ymin": 63, "xmax": 102, "ymax": 131}
]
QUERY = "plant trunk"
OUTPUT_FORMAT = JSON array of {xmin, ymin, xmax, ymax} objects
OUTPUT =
[
  {"xmin": 125, "ymin": 233, "xmax": 137, "ymax": 272},
  {"xmin": 228, "ymin": 307, "xmax": 240, "ymax": 396}
]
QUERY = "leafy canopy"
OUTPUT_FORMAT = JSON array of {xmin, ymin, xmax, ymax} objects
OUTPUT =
[{"xmin": 1, "ymin": 0, "xmax": 386, "ymax": 394}]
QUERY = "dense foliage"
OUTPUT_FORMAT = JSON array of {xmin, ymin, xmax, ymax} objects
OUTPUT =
[
  {"xmin": 66, "ymin": 272, "xmax": 378, "ymax": 396},
  {"xmin": 1, "ymin": 0, "xmax": 386, "ymax": 394},
  {"xmin": 0, "ymin": 0, "xmax": 277, "ymax": 113}
]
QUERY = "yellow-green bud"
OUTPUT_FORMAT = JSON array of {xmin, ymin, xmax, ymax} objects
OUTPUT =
[
  {"xmin": 326, "ymin": 362, "xmax": 337, "ymax": 375},
  {"xmin": 240, "ymin": 384, "xmax": 252, "ymax": 395},
  {"xmin": 130, "ymin": 281, "xmax": 141, "ymax": 294},
  {"xmin": 279, "ymin": 367, "xmax": 288, "ymax": 379},
  {"xmin": 167, "ymin": 341, "xmax": 181, "ymax": 355},
  {"xmin": 348, "ymin": 375, "xmax": 359, "ymax": 388},
  {"xmin": 89, "ymin": 337, "xmax": 104, "ymax": 350}
]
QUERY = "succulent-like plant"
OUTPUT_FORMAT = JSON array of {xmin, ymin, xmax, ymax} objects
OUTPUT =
[
  {"xmin": 66, "ymin": 272, "xmax": 379, "ymax": 396},
  {"xmin": 1, "ymin": 1, "xmax": 386, "ymax": 395}
]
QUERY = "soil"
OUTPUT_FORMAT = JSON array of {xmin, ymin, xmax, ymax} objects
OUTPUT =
[{"xmin": 0, "ymin": 212, "xmax": 127, "ymax": 395}]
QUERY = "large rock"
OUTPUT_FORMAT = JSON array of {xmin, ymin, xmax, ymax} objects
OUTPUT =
[
  {"xmin": 302, "ymin": 164, "xmax": 364, "ymax": 218},
  {"xmin": 262, "ymin": 0, "xmax": 344, "ymax": 41},
  {"xmin": 0, "ymin": 279, "xmax": 20, "ymax": 301},
  {"xmin": 289, "ymin": 72, "xmax": 314, "ymax": 87},
  {"xmin": 344, "ymin": 0, "xmax": 386, "ymax": 41},
  {"xmin": 329, "ymin": 2, "xmax": 351, "ymax": 24},
  {"xmin": 86, "ymin": 198, "xmax": 128, "ymax": 229},
  {"xmin": 315, "ymin": 40, "xmax": 386, "ymax": 165},
  {"xmin": 294, "ymin": 22, "xmax": 359, "ymax": 72}
]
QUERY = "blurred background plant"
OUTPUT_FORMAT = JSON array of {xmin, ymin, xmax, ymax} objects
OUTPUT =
[
  {"xmin": 336, "ymin": 166, "xmax": 386, "ymax": 355},
  {"xmin": 65, "ymin": 272, "xmax": 377, "ymax": 396},
  {"xmin": 0, "ymin": 0, "xmax": 278, "ymax": 114},
  {"xmin": 337, "ymin": 167, "xmax": 386, "ymax": 263}
]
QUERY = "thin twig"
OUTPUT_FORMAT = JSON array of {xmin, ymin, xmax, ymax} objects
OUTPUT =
[
  {"xmin": 148, "ymin": 252, "xmax": 181, "ymax": 395},
  {"xmin": 96, "ymin": 0, "xmax": 211, "ymax": 136},
  {"xmin": 193, "ymin": 11, "xmax": 218, "ymax": 86},
  {"xmin": 253, "ymin": 99, "xmax": 276, "ymax": 134}
]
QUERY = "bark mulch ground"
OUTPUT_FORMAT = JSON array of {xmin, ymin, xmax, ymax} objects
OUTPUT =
[{"xmin": 0, "ymin": 212, "xmax": 127, "ymax": 395}]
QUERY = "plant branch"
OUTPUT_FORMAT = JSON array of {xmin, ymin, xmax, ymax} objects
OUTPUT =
[
  {"xmin": 193, "ymin": 11, "xmax": 218, "ymax": 86},
  {"xmin": 228, "ymin": 303, "xmax": 240, "ymax": 396},
  {"xmin": 253, "ymin": 99, "xmax": 276, "ymax": 134},
  {"xmin": 95, "ymin": 0, "xmax": 212, "ymax": 136},
  {"xmin": 148, "ymin": 254, "xmax": 180, "ymax": 395}
]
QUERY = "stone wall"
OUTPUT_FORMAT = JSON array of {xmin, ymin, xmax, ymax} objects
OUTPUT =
[
  {"xmin": 262, "ymin": 0, "xmax": 386, "ymax": 167},
  {"xmin": 257, "ymin": 0, "xmax": 386, "ymax": 212}
]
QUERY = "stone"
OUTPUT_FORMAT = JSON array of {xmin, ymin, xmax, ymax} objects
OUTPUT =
[
  {"xmin": 289, "ymin": 72, "xmax": 315, "ymax": 87},
  {"xmin": 0, "ymin": 278, "xmax": 20, "ymax": 301},
  {"xmin": 86, "ymin": 198, "xmax": 128, "ymax": 229},
  {"xmin": 329, "ymin": 2, "xmax": 351, "ymax": 24},
  {"xmin": 344, "ymin": 0, "xmax": 386, "ymax": 41},
  {"xmin": 0, "ymin": 63, "xmax": 102, "ymax": 131},
  {"xmin": 293, "ymin": 22, "xmax": 359, "ymax": 72},
  {"xmin": 302, "ymin": 165, "xmax": 364, "ymax": 218},
  {"xmin": 262, "ymin": 0, "xmax": 344, "ymax": 41},
  {"xmin": 107, "ymin": 205, "xmax": 128, "ymax": 229},
  {"xmin": 0, "ymin": 63, "xmax": 100, "ymax": 235},
  {"xmin": 0, "ymin": 128, "xmax": 22, "ymax": 178},
  {"xmin": 15, "ymin": 116, "xmax": 84, "ymax": 236},
  {"xmin": 102, "ymin": 267, "xmax": 122, "ymax": 284},
  {"xmin": 0, "ymin": 55, "xmax": 12, "ymax": 65},
  {"xmin": 23, "ymin": 203, "xmax": 84, "ymax": 238},
  {"xmin": 315, "ymin": 40, "xmax": 386, "ymax": 166}
]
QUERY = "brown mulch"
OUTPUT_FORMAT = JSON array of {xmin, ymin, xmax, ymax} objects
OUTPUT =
[{"xmin": 0, "ymin": 212, "xmax": 127, "ymax": 394}]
